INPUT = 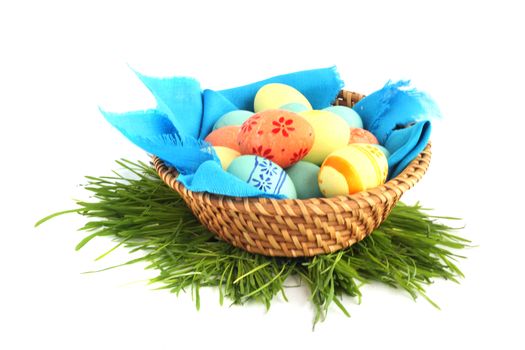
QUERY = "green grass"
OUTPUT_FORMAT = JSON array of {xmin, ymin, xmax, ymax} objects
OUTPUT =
[{"xmin": 36, "ymin": 159, "xmax": 470, "ymax": 327}]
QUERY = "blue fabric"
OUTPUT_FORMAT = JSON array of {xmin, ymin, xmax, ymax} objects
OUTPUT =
[
  {"xmin": 131, "ymin": 69, "xmax": 203, "ymax": 138},
  {"xmin": 385, "ymin": 121, "xmax": 432, "ymax": 178},
  {"xmin": 101, "ymin": 67, "xmax": 343, "ymax": 198},
  {"xmin": 100, "ymin": 108, "xmax": 214, "ymax": 175},
  {"xmin": 200, "ymin": 90, "xmax": 238, "ymax": 139},
  {"xmin": 102, "ymin": 109, "xmax": 177, "ymax": 138},
  {"xmin": 353, "ymin": 81, "xmax": 440, "ymax": 179}
]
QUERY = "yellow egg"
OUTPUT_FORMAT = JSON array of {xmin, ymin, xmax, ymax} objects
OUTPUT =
[
  {"xmin": 356, "ymin": 143, "xmax": 389, "ymax": 183},
  {"xmin": 213, "ymin": 146, "xmax": 240, "ymax": 170},
  {"xmin": 254, "ymin": 83, "xmax": 312, "ymax": 113},
  {"xmin": 318, "ymin": 144, "xmax": 388, "ymax": 197},
  {"xmin": 298, "ymin": 110, "xmax": 350, "ymax": 165}
]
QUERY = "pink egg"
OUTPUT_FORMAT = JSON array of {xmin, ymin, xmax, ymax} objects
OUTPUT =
[
  {"xmin": 348, "ymin": 128, "xmax": 379, "ymax": 145},
  {"xmin": 204, "ymin": 126, "xmax": 241, "ymax": 152},
  {"xmin": 237, "ymin": 110, "xmax": 314, "ymax": 168}
]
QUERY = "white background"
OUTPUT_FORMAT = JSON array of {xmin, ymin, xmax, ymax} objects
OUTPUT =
[{"xmin": 1, "ymin": 0, "xmax": 524, "ymax": 349}]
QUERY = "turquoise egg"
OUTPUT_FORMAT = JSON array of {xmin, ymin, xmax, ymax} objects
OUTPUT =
[
  {"xmin": 324, "ymin": 106, "xmax": 363, "ymax": 128},
  {"xmin": 213, "ymin": 110, "xmax": 254, "ymax": 130},
  {"xmin": 372, "ymin": 144, "xmax": 391, "ymax": 158},
  {"xmin": 227, "ymin": 155, "xmax": 297, "ymax": 199},
  {"xmin": 285, "ymin": 161, "xmax": 322, "ymax": 199},
  {"xmin": 279, "ymin": 102, "xmax": 310, "ymax": 113}
]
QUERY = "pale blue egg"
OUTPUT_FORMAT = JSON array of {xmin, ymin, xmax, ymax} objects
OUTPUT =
[
  {"xmin": 324, "ymin": 106, "xmax": 363, "ymax": 128},
  {"xmin": 372, "ymin": 144, "xmax": 391, "ymax": 158},
  {"xmin": 213, "ymin": 110, "xmax": 254, "ymax": 130},
  {"xmin": 227, "ymin": 155, "xmax": 297, "ymax": 199},
  {"xmin": 285, "ymin": 161, "xmax": 322, "ymax": 199},
  {"xmin": 279, "ymin": 102, "xmax": 310, "ymax": 113}
]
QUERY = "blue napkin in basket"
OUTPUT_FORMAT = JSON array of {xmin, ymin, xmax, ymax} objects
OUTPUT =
[{"xmin": 353, "ymin": 80, "xmax": 440, "ymax": 179}]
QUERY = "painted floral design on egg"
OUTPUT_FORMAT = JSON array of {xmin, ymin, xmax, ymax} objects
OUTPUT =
[
  {"xmin": 238, "ymin": 110, "xmax": 314, "ymax": 168},
  {"xmin": 271, "ymin": 117, "xmax": 296, "ymax": 137},
  {"xmin": 240, "ymin": 114, "xmax": 261, "ymax": 134},
  {"xmin": 251, "ymin": 145, "xmax": 274, "ymax": 160},
  {"xmin": 289, "ymin": 148, "xmax": 309, "ymax": 164},
  {"xmin": 259, "ymin": 158, "xmax": 279, "ymax": 176},
  {"xmin": 251, "ymin": 173, "xmax": 273, "ymax": 192}
]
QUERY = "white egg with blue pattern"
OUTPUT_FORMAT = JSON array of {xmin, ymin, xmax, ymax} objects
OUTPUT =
[{"xmin": 227, "ymin": 155, "xmax": 297, "ymax": 199}]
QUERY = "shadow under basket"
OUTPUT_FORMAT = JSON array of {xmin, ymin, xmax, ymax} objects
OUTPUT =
[{"xmin": 153, "ymin": 90, "xmax": 431, "ymax": 257}]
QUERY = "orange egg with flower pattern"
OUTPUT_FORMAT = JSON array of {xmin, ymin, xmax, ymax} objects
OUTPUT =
[{"xmin": 237, "ymin": 109, "xmax": 314, "ymax": 168}]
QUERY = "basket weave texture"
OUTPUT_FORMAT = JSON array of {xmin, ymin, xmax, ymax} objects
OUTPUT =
[{"xmin": 153, "ymin": 90, "xmax": 431, "ymax": 257}]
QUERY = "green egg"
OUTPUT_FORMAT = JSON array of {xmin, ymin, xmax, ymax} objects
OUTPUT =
[
  {"xmin": 213, "ymin": 110, "xmax": 254, "ymax": 130},
  {"xmin": 324, "ymin": 105, "xmax": 363, "ymax": 128},
  {"xmin": 372, "ymin": 144, "xmax": 391, "ymax": 158},
  {"xmin": 279, "ymin": 102, "xmax": 310, "ymax": 113},
  {"xmin": 227, "ymin": 155, "xmax": 297, "ymax": 199},
  {"xmin": 285, "ymin": 161, "xmax": 322, "ymax": 199}
]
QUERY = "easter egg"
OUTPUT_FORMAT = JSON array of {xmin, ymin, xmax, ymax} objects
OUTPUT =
[
  {"xmin": 318, "ymin": 144, "xmax": 388, "ymax": 197},
  {"xmin": 237, "ymin": 110, "xmax": 314, "ymax": 168},
  {"xmin": 204, "ymin": 126, "xmax": 241, "ymax": 152},
  {"xmin": 348, "ymin": 128, "xmax": 379, "ymax": 145},
  {"xmin": 323, "ymin": 106, "xmax": 363, "ymax": 128},
  {"xmin": 227, "ymin": 155, "xmax": 297, "ymax": 198},
  {"xmin": 279, "ymin": 102, "xmax": 310, "ymax": 113},
  {"xmin": 371, "ymin": 144, "xmax": 391, "ymax": 159},
  {"xmin": 254, "ymin": 83, "xmax": 312, "ymax": 113},
  {"xmin": 213, "ymin": 146, "xmax": 240, "ymax": 170},
  {"xmin": 285, "ymin": 161, "xmax": 322, "ymax": 199},
  {"xmin": 213, "ymin": 110, "xmax": 254, "ymax": 130},
  {"xmin": 298, "ymin": 110, "xmax": 350, "ymax": 165}
]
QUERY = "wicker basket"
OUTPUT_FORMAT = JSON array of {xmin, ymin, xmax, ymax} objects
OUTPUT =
[{"xmin": 153, "ymin": 90, "xmax": 431, "ymax": 257}]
